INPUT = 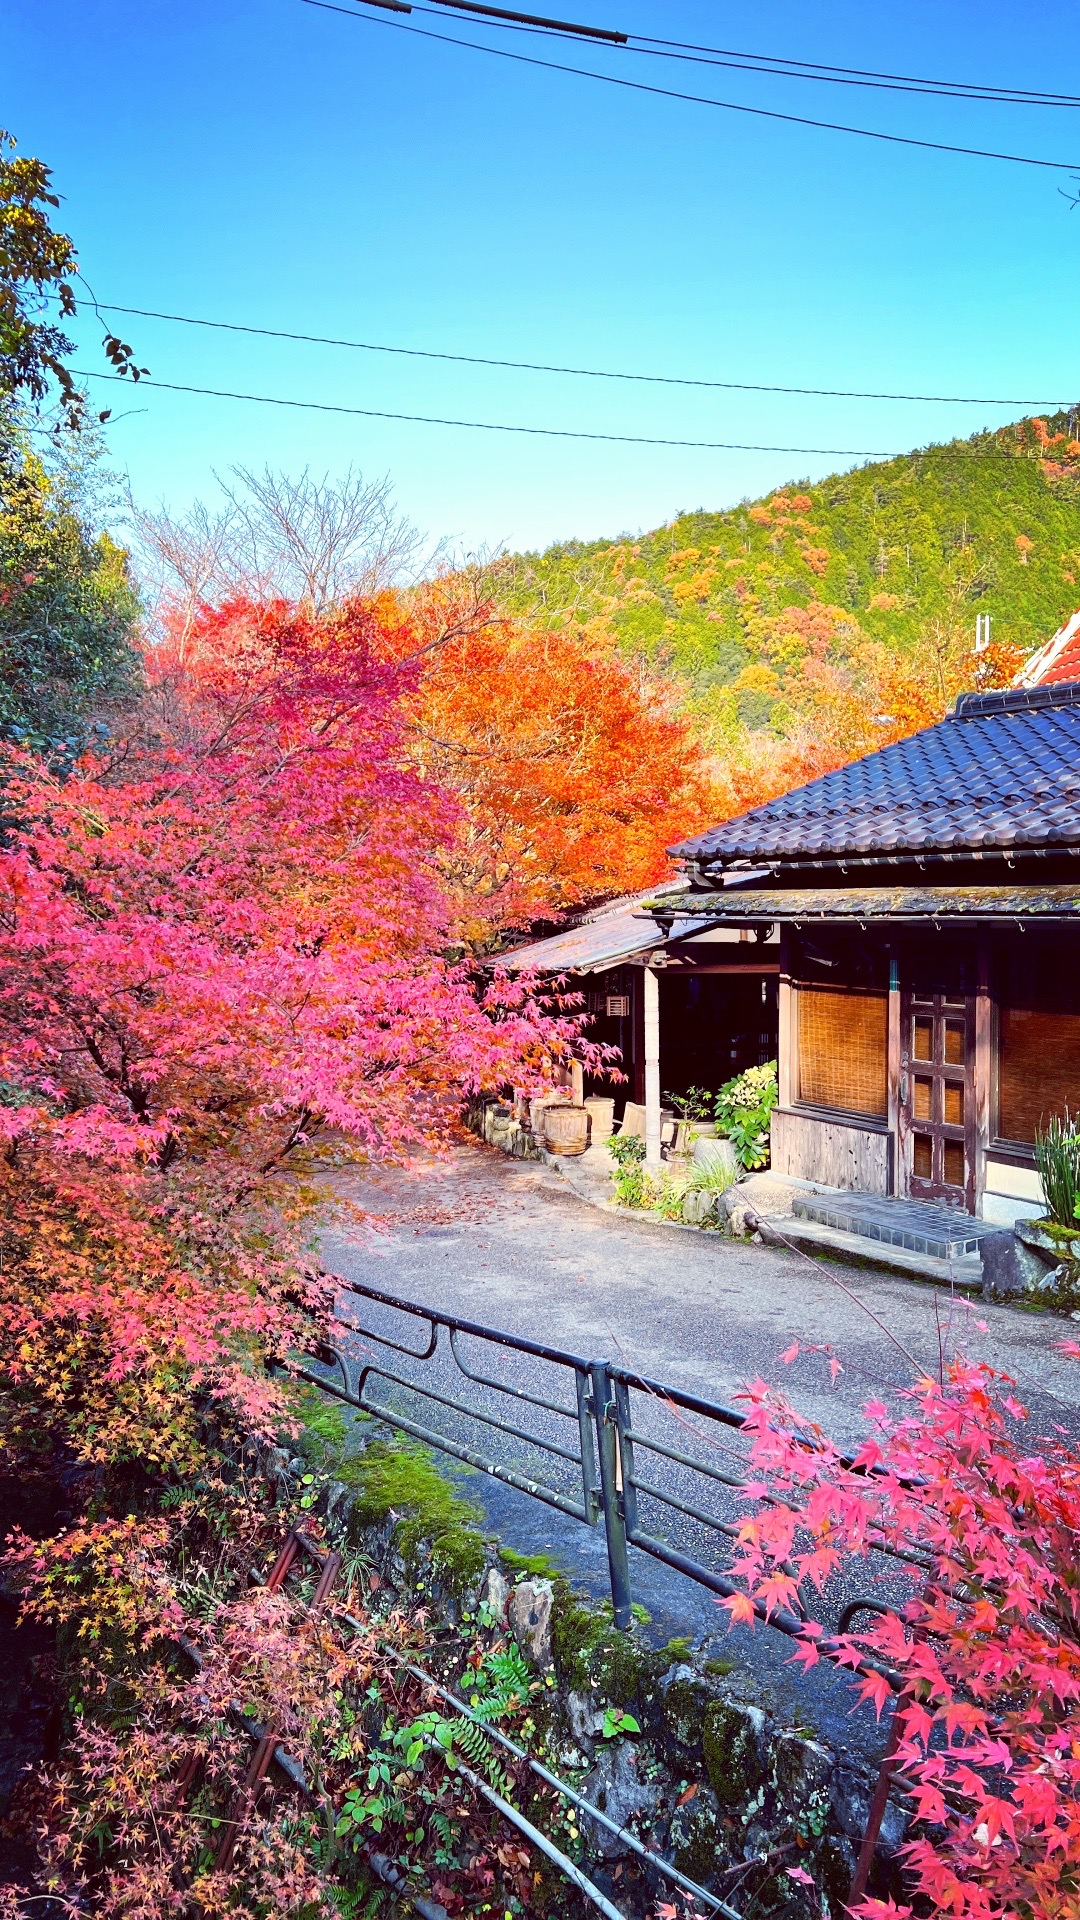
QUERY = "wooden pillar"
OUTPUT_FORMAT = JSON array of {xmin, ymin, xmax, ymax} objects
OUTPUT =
[
  {"xmin": 887, "ymin": 945, "xmax": 902, "ymax": 1197},
  {"xmin": 973, "ymin": 936, "xmax": 992, "ymax": 1215},
  {"xmin": 631, "ymin": 967, "xmax": 646, "ymax": 1107},
  {"xmin": 644, "ymin": 965, "xmax": 662, "ymax": 1170}
]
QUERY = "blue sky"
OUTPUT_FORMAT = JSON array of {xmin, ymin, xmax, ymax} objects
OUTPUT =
[{"xmin": 9, "ymin": 0, "xmax": 1080, "ymax": 555}]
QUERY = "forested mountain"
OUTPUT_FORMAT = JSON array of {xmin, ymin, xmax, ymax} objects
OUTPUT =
[{"xmin": 499, "ymin": 412, "xmax": 1080, "ymax": 804}]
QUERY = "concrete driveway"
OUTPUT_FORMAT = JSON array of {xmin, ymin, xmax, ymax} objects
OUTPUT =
[{"xmin": 319, "ymin": 1140, "xmax": 1080, "ymax": 1756}]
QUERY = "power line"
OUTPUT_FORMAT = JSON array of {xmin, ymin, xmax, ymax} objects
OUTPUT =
[
  {"xmin": 616, "ymin": 36, "xmax": 1080, "ymax": 109},
  {"xmin": 72, "ymin": 367, "xmax": 891, "ymax": 453},
  {"xmin": 87, "ymin": 301, "xmax": 1074, "ymax": 409},
  {"xmin": 315, "ymin": 1, "xmax": 1080, "ymax": 168},
  {"xmin": 633, "ymin": 28, "xmax": 1080, "ymax": 108},
  {"xmin": 413, "ymin": 1, "xmax": 1080, "ymax": 107},
  {"xmin": 74, "ymin": 367, "xmax": 1069, "ymax": 464}
]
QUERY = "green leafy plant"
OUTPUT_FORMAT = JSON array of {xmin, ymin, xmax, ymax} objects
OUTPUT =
[
  {"xmin": 714, "ymin": 1060, "xmax": 778, "ymax": 1170},
  {"xmin": 664, "ymin": 1085, "xmax": 713, "ymax": 1124},
  {"xmin": 600, "ymin": 1708, "xmax": 640, "ymax": 1740},
  {"xmin": 609, "ymin": 1128, "xmax": 647, "ymax": 1205},
  {"xmin": 647, "ymin": 1171, "xmax": 689, "ymax": 1219},
  {"xmin": 608, "ymin": 1130, "xmax": 646, "ymax": 1165},
  {"xmin": 1035, "ymin": 1110, "xmax": 1080, "ymax": 1229}
]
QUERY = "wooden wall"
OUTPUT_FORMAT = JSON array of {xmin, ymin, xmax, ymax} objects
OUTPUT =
[{"xmin": 771, "ymin": 1107, "xmax": 892, "ymax": 1195}]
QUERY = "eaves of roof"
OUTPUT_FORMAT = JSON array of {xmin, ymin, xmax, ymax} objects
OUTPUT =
[{"xmin": 646, "ymin": 884, "xmax": 1080, "ymax": 924}]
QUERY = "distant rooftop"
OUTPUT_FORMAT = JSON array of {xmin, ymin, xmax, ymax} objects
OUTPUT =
[{"xmin": 1016, "ymin": 608, "xmax": 1080, "ymax": 691}]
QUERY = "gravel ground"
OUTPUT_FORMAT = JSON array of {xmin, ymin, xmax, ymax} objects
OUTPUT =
[{"xmin": 317, "ymin": 1140, "xmax": 1080, "ymax": 1758}]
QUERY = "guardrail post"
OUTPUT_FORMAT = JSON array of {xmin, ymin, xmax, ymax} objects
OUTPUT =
[{"xmin": 590, "ymin": 1361, "xmax": 633, "ymax": 1630}]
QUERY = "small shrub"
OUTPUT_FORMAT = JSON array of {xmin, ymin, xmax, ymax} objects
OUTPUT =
[
  {"xmin": 714, "ymin": 1060, "xmax": 778, "ymax": 1170},
  {"xmin": 647, "ymin": 1171, "xmax": 689, "ymax": 1219},
  {"xmin": 609, "ymin": 1130, "xmax": 646, "ymax": 1205},
  {"xmin": 664, "ymin": 1084, "xmax": 713, "ymax": 1123},
  {"xmin": 1035, "ymin": 1110, "xmax": 1080, "ymax": 1228}
]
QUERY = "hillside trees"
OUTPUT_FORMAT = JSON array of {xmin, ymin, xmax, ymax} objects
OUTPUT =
[
  {"xmin": 0, "ymin": 408, "xmax": 140, "ymax": 750},
  {"xmin": 498, "ymin": 420, "xmax": 1076, "ymax": 816}
]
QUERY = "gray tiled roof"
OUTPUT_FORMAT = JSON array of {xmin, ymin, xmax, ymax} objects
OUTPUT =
[{"xmin": 675, "ymin": 683, "xmax": 1080, "ymax": 869}]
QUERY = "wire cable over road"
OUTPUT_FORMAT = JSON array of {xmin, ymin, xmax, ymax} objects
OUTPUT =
[
  {"xmin": 84, "ymin": 301, "xmax": 1078, "ymax": 409},
  {"xmin": 316, "ymin": 0, "xmax": 1080, "ymax": 169}
]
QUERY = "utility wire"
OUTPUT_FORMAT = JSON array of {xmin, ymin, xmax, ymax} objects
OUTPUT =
[
  {"xmin": 633, "ymin": 28, "xmax": 1080, "ymax": 107},
  {"xmin": 417, "ymin": 0, "xmax": 1080, "ymax": 107},
  {"xmin": 72, "ymin": 368, "xmax": 891, "ymax": 453},
  {"xmin": 87, "ymin": 300, "xmax": 1077, "ymax": 410},
  {"xmin": 74, "ymin": 367, "xmax": 1068, "ymax": 462},
  {"xmin": 314, "ymin": 1, "xmax": 1080, "ymax": 168}
]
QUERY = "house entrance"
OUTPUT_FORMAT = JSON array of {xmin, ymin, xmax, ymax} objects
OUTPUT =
[{"xmin": 901, "ymin": 992, "xmax": 976, "ymax": 1210}]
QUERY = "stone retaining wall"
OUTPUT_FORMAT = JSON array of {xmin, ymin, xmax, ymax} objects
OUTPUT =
[{"xmin": 268, "ymin": 1430, "xmax": 908, "ymax": 1918}]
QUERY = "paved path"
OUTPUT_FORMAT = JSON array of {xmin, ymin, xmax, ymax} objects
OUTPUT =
[{"xmin": 319, "ymin": 1141, "xmax": 1080, "ymax": 1757}]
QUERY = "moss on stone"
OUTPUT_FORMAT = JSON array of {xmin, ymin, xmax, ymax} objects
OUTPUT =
[
  {"xmin": 662, "ymin": 1675, "xmax": 710, "ymax": 1753},
  {"xmin": 548, "ymin": 1579, "xmax": 613, "ymax": 1692},
  {"xmin": 703, "ymin": 1698, "xmax": 765, "ymax": 1808},
  {"xmin": 335, "ymin": 1440, "xmax": 486, "ymax": 1592},
  {"xmin": 669, "ymin": 1786, "xmax": 725, "ymax": 1884},
  {"xmin": 500, "ymin": 1546, "xmax": 562, "ymax": 1581}
]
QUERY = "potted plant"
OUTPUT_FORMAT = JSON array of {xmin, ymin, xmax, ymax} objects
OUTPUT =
[{"xmin": 665, "ymin": 1086, "xmax": 717, "ymax": 1154}]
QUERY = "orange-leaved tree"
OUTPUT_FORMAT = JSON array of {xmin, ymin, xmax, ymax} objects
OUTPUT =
[{"xmin": 389, "ymin": 583, "xmax": 722, "ymax": 943}]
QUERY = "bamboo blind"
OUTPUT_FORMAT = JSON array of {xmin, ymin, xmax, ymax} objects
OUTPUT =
[
  {"xmin": 797, "ymin": 988, "xmax": 888, "ymax": 1118},
  {"xmin": 999, "ymin": 1007, "xmax": 1080, "ymax": 1142}
]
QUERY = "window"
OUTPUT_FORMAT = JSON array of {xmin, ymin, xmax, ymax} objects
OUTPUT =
[
  {"xmin": 999, "ymin": 1005, "xmax": 1080, "ymax": 1143},
  {"xmin": 796, "ymin": 987, "xmax": 888, "ymax": 1118}
]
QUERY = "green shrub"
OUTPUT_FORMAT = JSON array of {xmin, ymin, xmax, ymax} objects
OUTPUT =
[
  {"xmin": 609, "ymin": 1129, "xmax": 646, "ymax": 1204},
  {"xmin": 714, "ymin": 1061, "xmax": 778, "ymax": 1170},
  {"xmin": 1035, "ymin": 1111, "xmax": 1080, "ymax": 1229}
]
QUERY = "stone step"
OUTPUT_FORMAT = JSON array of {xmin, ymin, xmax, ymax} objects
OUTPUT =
[
  {"xmin": 791, "ymin": 1189, "xmax": 999, "ymax": 1261},
  {"xmin": 764, "ymin": 1213, "xmax": 984, "ymax": 1290}
]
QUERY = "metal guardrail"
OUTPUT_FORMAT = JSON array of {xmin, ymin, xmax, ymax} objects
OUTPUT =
[{"xmin": 291, "ymin": 1276, "xmax": 904, "ymax": 1684}]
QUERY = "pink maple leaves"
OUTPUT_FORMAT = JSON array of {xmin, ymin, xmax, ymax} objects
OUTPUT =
[{"xmin": 726, "ymin": 1363, "xmax": 1080, "ymax": 1918}]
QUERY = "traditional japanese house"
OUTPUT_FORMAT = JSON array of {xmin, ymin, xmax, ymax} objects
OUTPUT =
[{"xmin": 665, "ymin": 671, "xmax": 1080, "ymax": 1227}]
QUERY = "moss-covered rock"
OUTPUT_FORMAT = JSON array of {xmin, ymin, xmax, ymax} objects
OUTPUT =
[
  {"xmin": 668, "ymin": 1783, "xmax": 727, "ymax": 1883},
  {"xmin": 335, "ymin": 1439, "xmax": 486, "ymax": 1592},
  {"xmin": 661, "ymin": 1667, "xmax": 711, "ymax": 1754},
  {"xmin": 703, "ymin": 1697, "xmax": 766, "ymax": 1807}
]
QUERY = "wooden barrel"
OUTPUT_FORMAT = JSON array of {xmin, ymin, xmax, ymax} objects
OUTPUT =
[
  {"xmin": 584, "ymin": 1096, "xmax": 615, "ymax": 1143},
  {"xmin": 544, "ymin": 1104, "xmax": 590, "ymax": 1156}
]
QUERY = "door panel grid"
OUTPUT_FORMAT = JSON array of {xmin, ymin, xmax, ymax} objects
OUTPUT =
[{"xmin": 901, "ymin": 993, "xmax": 975, "ymax": 1209}]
